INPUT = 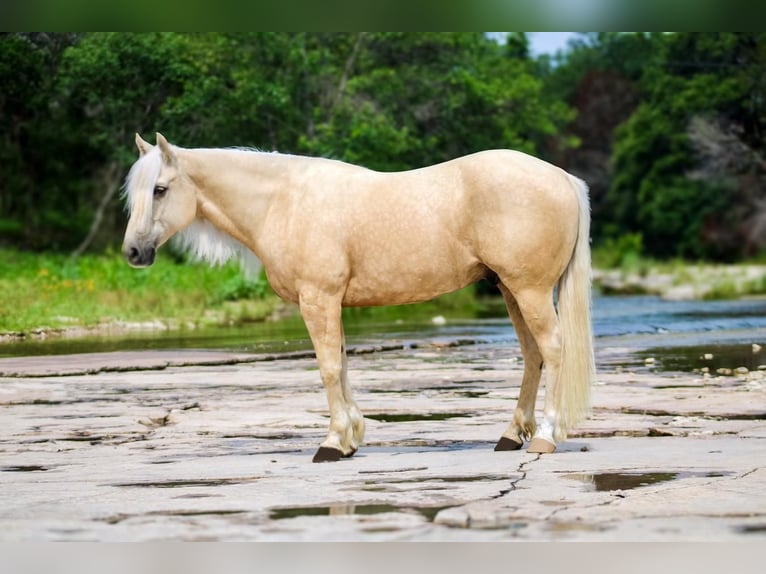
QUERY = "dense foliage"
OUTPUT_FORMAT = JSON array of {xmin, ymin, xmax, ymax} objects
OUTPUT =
[
  {"xmin": 1, "ymin": 32, "xmax": 764, "ymax": 261},
  {"xmin": 543, "ymin": 32, "xmax": 766, "ymax": 261}
]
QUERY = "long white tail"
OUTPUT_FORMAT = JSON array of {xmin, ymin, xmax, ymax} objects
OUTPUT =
[{"xmin": 552, "ymin": 175, "xmax": 595, "ymax": 442}]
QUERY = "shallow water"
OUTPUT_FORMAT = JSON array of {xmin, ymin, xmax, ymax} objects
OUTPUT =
[
  {"xmin": 2, "ymin": 296, "xmax": 765, "ymax": 367},
  {"xmin": 641, "ymin": 342, "xmax": 766, "ymax": 373},
  {"xmin": 269, "ymin": 503, "xmax": 448, "ymax": 521},
  {"xmin": 564, "ymin": 471, "xmax": 732, "ymax": 492}
]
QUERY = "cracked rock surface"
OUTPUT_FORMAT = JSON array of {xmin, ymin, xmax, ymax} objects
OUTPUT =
[{"xmin": 1, "ymin": 342, "xmax": 765, "ymax": 540}]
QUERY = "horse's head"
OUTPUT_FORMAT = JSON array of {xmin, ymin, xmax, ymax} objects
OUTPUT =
[{"xmin": 122, "ymin": 133, "xmax": 198, "ymax": 267}]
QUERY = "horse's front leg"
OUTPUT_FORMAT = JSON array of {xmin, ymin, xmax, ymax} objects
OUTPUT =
[
  {"xmin": 300, "ymin": 292, "xmax": 364, "ymax": 462},
  {"xmin": 339, "ymin": 321, "xmax": 366, "ymax": 453}
]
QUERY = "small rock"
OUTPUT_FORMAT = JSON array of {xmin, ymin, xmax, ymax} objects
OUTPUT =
[
  {"xmin": 702, "ymin": 353, "xmax": 714, "ymax": 360},
  {"xmin": 735, "ymin": 366, "xmax": 749, "ymax": 375},
  {"xmin": 700, "ymin": 367, "xmax": 710, "ymax": 374},
  {"xmin": 716, "ymin": 368, "xmax": 733, "ymax": 376},
  {"xmin": 644, "ymin": 357, "xmax": 655, "ymax": 365},
  {"xmin": 431, "ymin": 315, "xmax": 446, "ymax": 326},
  {"xmin": 752, "ymin": 344, "xmax": 762, "ymax": 354}
]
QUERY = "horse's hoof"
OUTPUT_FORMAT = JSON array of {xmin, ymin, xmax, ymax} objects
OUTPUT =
[
  {"xmin": 494, "ymin": 436, "xmax": 523, "ymax": 451},
  {"xmin": 527, "ymin": 437, "xmax": 556, "ymax": 454},
  {"xmin": 312, "ymin": 446, "xmax": 344, "ymax": 463},
  {"xmin": 342, "ymin": 448, "xmax": 358, "ymax": 458}
]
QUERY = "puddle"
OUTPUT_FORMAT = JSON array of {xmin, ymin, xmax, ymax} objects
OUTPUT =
[
  {"xmin": 220, "ymin": 433, "xmax": 301, "ymax": 440},
  {"xmin": 420, "ymin": 386, "xmax": 492, "ymax": 398},
  {"xmin": 102, "ymin": 509, "xmax": 247, "ymax": 525},
  {"xmin": 547, "ymin": 521, "xmax": 609, "ymax": 533},
  {"xmin": 1, "ymin": 465, "xmax": 49, "ymax": 472},
  {"xmin": 112, "ymin": 476, "xmax": 261, "ymax": 488},
  {"xmin": 565, "ymin": 471, "xmax": 732, "ymax": 491},
  {"xmin": 360, "ymin": 473, "xmax": 509, "ymax": 493},
  {"xmin": 720, "ymin": 413, "xmax": 766, "ymax": 420},
  {"xmin": 364, "ymin": 474, "xmax": 508, "ymax": 485},
  {"xmin": 737, "ymin": 524, "xmax": 766, "ymax": 534},
  {"xmin": 639, "ymin": 343, "xmax": 765, "ymax": 373},
  {"xmin": 269, "ymin": 503, "xmax": 448, "ymax": 521},
  {"xmin": 364, "ymin": 412, "xmax": 472, "ymax": 423}
]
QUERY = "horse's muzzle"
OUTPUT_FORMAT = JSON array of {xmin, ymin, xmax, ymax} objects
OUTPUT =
[{"xmin": 124, "ymin": 244, "xmax": 156, "ymax": 267}]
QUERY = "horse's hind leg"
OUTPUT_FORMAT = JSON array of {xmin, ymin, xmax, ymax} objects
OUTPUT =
[
  {"xmin": 494, "ymin": 284, "xmax": 543, "ymax": 451},
  {"xmin": 300, "ymin": 292, "xmax": 363, "ymax": 462},
  {"xmin": 509, "ymin": 287, "xmax": 563, "ymax": 454}
]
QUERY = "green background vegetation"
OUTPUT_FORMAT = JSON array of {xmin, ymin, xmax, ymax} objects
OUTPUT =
[{"xmin": 1, "ymin": 33, "xmax": 765, "ymax": 333}]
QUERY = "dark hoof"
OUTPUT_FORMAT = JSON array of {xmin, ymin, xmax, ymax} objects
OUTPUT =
[
  {"xmin": 312, "ymin": 446, "xmax": 344, "ymax": 463},
  {"xmin": 494, "ymin": 436, "xmax": 523, "ymax": 451}
]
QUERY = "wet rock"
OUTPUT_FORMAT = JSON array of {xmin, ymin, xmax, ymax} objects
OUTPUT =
[{"xmin": 2, "ymin": 345, "xmax": 766, "ymax": 541}]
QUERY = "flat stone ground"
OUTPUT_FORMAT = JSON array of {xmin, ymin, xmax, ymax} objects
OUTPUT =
[{"xmin": 1, "ymin": 340, "xmax": 765, "ymax": 541}]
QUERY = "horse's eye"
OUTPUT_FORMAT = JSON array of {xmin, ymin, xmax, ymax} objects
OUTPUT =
[{"xmin": 153, "ymin": 185, "xmax": 168, "ymax": 198}]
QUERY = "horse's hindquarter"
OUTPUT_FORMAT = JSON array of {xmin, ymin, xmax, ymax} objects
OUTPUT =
[{"xmin": 461, "ymin": 150, "xmax": 581, "ymax": 290}]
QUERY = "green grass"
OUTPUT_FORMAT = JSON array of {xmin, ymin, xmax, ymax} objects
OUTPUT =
[
  {"xmin": 0, "ymin": 248, "xmax": 499, "ymax": 336},
  {"xmin": 0, "ymin": 248, "xmax": 280, "ymax": 334},
  {"xmin": 702, "ymin": 273, "xmax": 766, "ymax": 300},
  {"xmin": 5, "ymin": 244, "xmax": 765, "ymax": 337}
]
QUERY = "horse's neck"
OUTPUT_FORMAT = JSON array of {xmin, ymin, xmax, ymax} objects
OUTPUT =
[{"xmin": 183, "ymin": 148, "xmax": 281, "ymax": 252}]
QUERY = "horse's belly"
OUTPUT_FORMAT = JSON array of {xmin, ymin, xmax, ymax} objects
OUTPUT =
[{"xmin": 341, "ymin": 262, "xmax": 483, "ymax": 307}]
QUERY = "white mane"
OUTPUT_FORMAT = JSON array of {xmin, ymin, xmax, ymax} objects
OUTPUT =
[{"xmin": 174, "ymin": 219, "xmax": 262, "ymax": 278}]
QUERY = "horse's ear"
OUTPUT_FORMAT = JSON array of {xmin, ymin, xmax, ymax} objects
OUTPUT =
[
  {"xmin": 135, "ymin": 133, "xmax": 153, "ymax": 156},
  {"xmin": 155, "ymin": 132, "xmax": 176, "ymax": 166}
]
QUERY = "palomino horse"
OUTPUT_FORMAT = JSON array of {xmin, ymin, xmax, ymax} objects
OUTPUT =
[{"xmin": 122, "ymin": 133, "xmax": 595, "ymax": 462}]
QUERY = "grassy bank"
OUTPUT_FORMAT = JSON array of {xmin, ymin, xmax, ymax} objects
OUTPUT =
[
  {"xmin": 0, "ymin": 248, "xmax": 280, "ymax": 335},
  {"xmin": 591, "ymin": 235, "xmax": 766, "ymax": 299},
  {"xmin": 3, "ymin": 247, "xmax": 766, "ymax": 339},
  {"xmin": 0, "ymin": 248, "xmax": 490, "ymax": 338},
  {"xmin": 592, "ymin": 253, "xmax": 766, "ymax": 300}
]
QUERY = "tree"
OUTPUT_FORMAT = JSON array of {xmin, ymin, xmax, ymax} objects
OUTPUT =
[
  {"xmin": 301, "ymin": 33, "xmax": 575, "ymax": 170},
  {"xmin": 0, "ymin": 33, "xmax": 79, "ymax": 249},
  {"xmin": 57, "ymin": 33, "xmax": 197, "ymax": 254},
  {"xmin": 540, "ymin": 33, "xmax": 658, "ymax": 242},
  {"xmin": 607, "ymin": 33, "xmax": 766, "ymax": 259}
]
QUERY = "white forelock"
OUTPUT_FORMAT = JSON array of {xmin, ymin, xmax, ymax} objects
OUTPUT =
[{"xmin": 122, "ymin": 148, "xmax": 162, "ymax": 230}]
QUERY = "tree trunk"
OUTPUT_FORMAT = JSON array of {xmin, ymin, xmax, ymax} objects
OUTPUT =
[{"xmin": 71, "ymin": 160, "xmax": 122, "ymax": 258}]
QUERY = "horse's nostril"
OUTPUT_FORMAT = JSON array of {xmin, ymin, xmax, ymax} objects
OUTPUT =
[{"xmin": 129, "ymin": 247, "xmax": 139, "ymax": 260}]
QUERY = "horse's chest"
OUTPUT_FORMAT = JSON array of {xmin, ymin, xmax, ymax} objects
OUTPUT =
[{"xmin": 262, "ymin": 267, "xmax": 301, "ymax": 304}]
